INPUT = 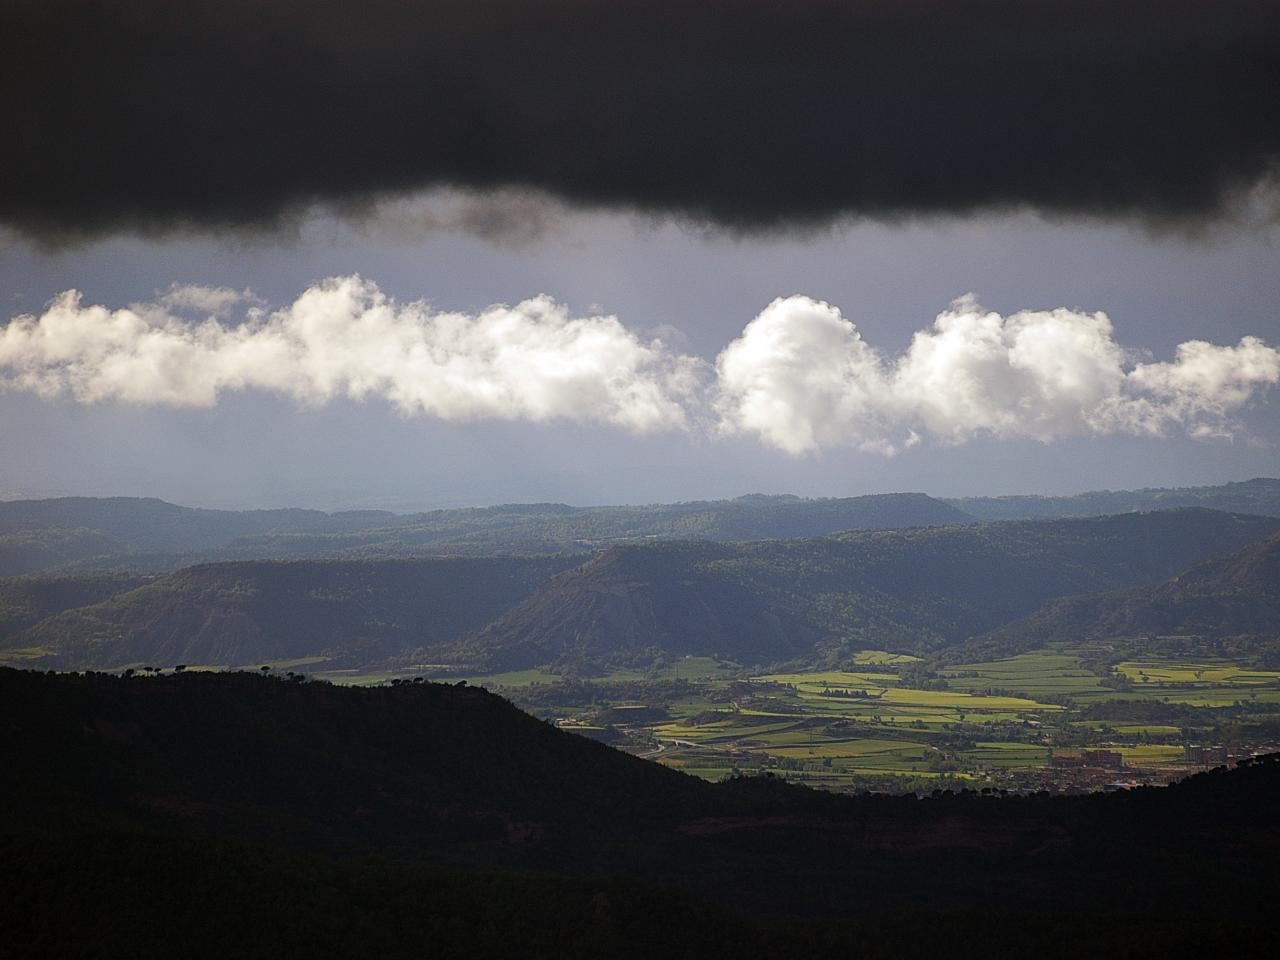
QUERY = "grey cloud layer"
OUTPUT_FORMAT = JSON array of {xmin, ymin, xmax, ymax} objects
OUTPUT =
[
  {"xmin": 4, "ymin": 0, "xmax": 1278, "ymax": 240},
  {"xmin": 2, "ymin": 279, "xmax": 1276, "ymax": 455}
]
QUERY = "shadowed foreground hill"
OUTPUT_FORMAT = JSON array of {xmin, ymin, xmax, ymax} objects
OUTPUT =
[
  {"xmin": 467, "ymin": 510, "xmax": 1280, "ymax": 667},
  {"xmin": 0, "ymin": 668, "xmax": 716, "ymax": 852},
  {"xmin": 1, "ymin": 668, "xmax": 1278, "ymax": 958}
]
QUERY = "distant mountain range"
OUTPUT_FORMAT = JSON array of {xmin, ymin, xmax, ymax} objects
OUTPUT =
[
  {"xmin": 3, "ymin": 478, "xmax": 1278, "ymax": 577},
  {"xmin": 0, "ymin": 492, "xmax": 967, "ymax": 576},
  {"xmin": 949, "ymin": 477, "xmax": 1280, "ymax": 521},
  {"xmin": 9, "ymin": 508, "xmax": 1279, "ymax": 672}
]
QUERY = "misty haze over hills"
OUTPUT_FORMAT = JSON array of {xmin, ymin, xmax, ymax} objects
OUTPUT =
[{"xmin": 3, "ymin": 478, "xmax": 1279, "ymax": 577}]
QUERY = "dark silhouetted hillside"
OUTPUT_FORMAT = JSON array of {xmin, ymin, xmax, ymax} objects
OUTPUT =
[
  {"xmin": 0, "ymin": 668, "xmax": 717, "ymax": 852},
  {"xmin": 1, "ymin": 667, "xmax": 1278, "ymax": 958}
]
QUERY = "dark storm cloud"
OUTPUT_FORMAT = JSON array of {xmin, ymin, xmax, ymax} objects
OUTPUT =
[{"xmin": 4, "ymin": 0, "xmax": 1279, "ymax": 239}]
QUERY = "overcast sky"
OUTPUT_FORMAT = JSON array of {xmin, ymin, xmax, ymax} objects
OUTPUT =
[{"xmin": 2, "ymin": 2, "xmax": 1278, "ymax": 510}]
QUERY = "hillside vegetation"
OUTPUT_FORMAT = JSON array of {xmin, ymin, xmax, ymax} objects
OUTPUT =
[
  {"xmin": 462, "ymin": 509, "xmax": 1280, "ymax": 669},
  {"xmin": 0, "ymin": 571, "xmax": 156, "ymax": 642},
  {"xmin": 9, "ymin": 509, "xmax": 1280, "ymax": 673},
  {"xmin": 11, "ymin": 557, "xmax": 579, "ymax": 669},
  {"xmin": 975, "ymin": 532, "xmax": 1280, "ymax": 658}
]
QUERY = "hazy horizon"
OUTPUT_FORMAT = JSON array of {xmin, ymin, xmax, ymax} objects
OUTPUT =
[{"xmin": 2, "ymin": 470, "xmax": 1277, "ymax": 515}]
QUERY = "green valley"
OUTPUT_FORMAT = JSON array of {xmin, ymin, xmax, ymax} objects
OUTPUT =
[{"xmin": 434, "ymin": 645, "xmax": 1280, "ymax": 793}]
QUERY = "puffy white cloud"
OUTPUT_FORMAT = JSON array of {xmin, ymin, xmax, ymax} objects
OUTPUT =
[
  {"xmin": 0, "ymin": 277, "xmax": 703, "ymax": 432},
  {"xmin": 1117, "ymin": 337, "xmax": 1280, "ymax": 437},
  {"xmin": 894, "ymin": 297, "xmax": 1130, "ymax": 444},
  {"xmin": 3, "ymin": 281, "xmax": 1275, "ymax": 453},
  {"xmin": 714, "ymin": 296, "xmax": 897, "ymax": 455},
  {"xmin": 715, "ymin": 294, "xmax": 1279, "ymax": 454}
]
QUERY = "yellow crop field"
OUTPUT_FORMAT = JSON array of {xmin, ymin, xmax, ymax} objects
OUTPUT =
[{"xmin": 769, "ymin": 738, "xmax": 925, "ymax": 759}]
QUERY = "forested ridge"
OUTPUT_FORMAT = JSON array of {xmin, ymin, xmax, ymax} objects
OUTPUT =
[
  {"xmin": 466, "ymin": 510, "xmax": 1280, "ymax": 668},
  {"xmin": 6, "ymin": 508, "xmax": 1280, "ymax": 673},
  {"xmin": 971, "ymin": 531, "xmax": 1280, "ymax": 659},
  {"xmin": 6, "ymin": 556, "xmax": 580, "ymax": 669}
]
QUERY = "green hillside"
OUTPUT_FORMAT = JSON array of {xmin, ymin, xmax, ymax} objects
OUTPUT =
[
  {"xmin": 463, "ymin": 509, "xmax": 1280, "ymax": 669},
  {"xmin": 12, "ymin": 509, "xmax": 1280, "ymax": 674},
  {"xmin": 976, "ymin": 532, "xmax": 1280, "ymax": 656},
  {"xmin": 11, "ymin": 557, "xmax": 579, "ymax": 670},
  {"xmin": 0, "ymin": 571, "xmax": 156, "ymax": 642}
]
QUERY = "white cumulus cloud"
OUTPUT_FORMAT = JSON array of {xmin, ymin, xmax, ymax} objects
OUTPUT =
[
  {"xmin": 714, "ymin": 295, "xmax": 897, "ymax": 456},
  {"xmin": 3, "ymin": 282, "xmax": 1276, "ymax": 453},
  {"xmin": 0, "ymin": 276, "xmax": 703, "ymax": 432},
  {"xmin": 715, "ymin": 294, "xmax": 1279, "ymax": 454},
  {"xmin": 1116, "ymin": 337, "xmax": 1280, "ymax": 438}
]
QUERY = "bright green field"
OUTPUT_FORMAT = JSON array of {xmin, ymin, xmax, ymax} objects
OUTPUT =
[
  {"xmin": 1055, "ymin": 744, "xmax": 1186, "ymax": 767},
  {"xmin": 613, "ymin": 649, "xmax": 1277, "ymax": 785},
  {"xmin": 767, "ymin": 737, "xmax": 925, "ymax": 761},
  {"xmin": 968, "ymin": 742, "xmax": 1050, "ymax": 768},
  {"xmin": 941, "ymin": 652, "xmax": 1110, "ymax": 697},
  {"xmin": 293, "ymin": 645, "xmax": 1280, "ymax": 789},
  {"xmin": 1116, "ymin": 660, "xmax": 1280, "ymax": 686},
  {"xmin": 1073, "ymin": 722, "xmax": 1183, "ymax": 736}
]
